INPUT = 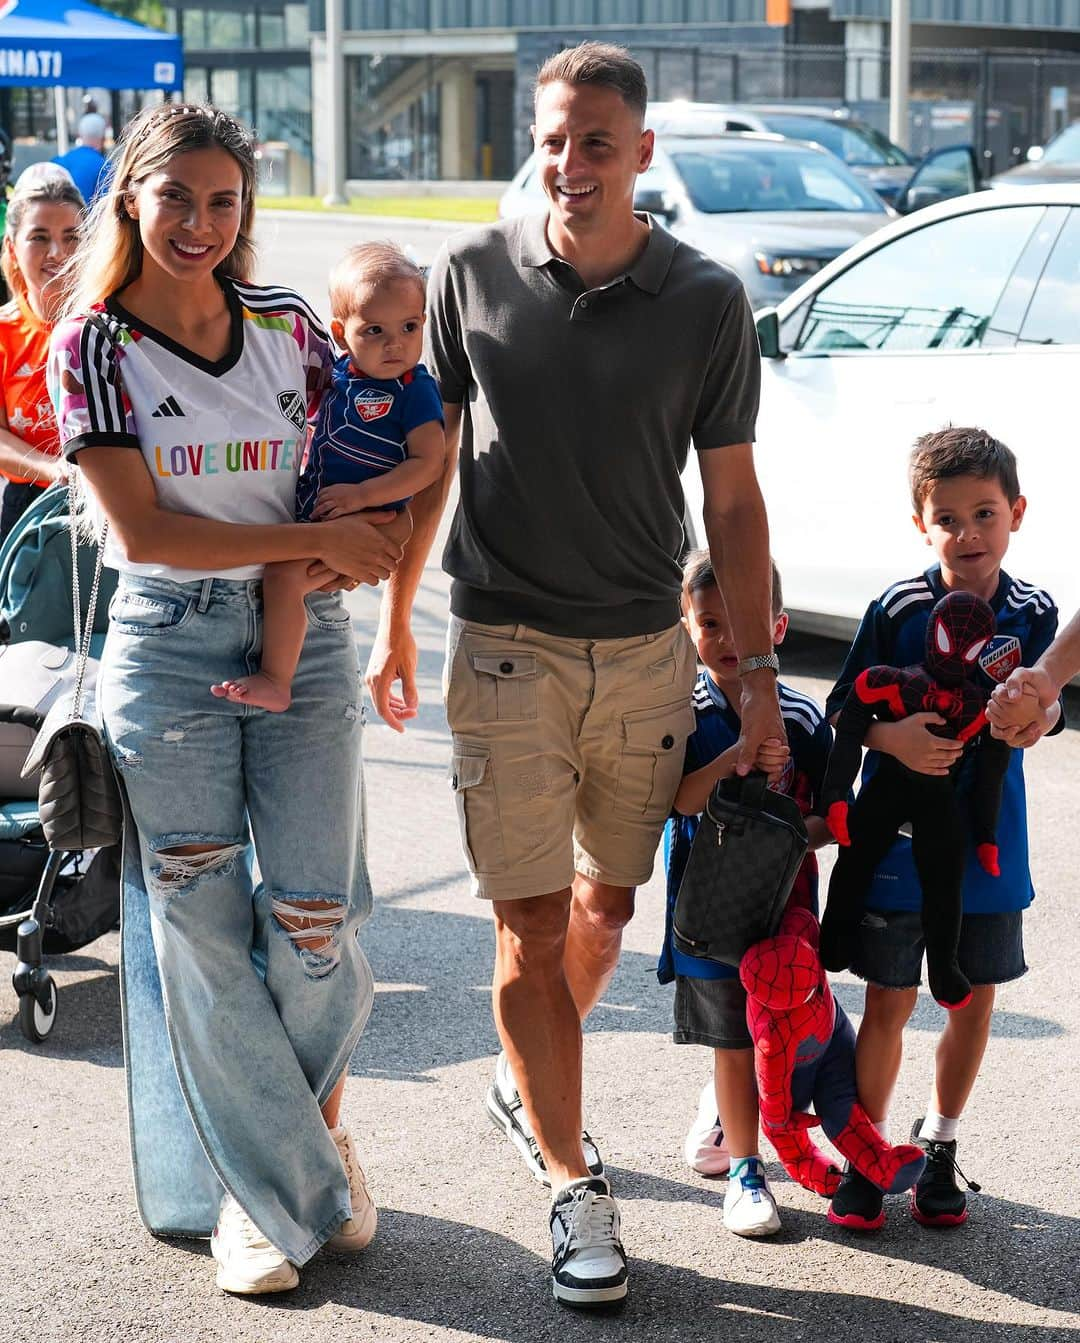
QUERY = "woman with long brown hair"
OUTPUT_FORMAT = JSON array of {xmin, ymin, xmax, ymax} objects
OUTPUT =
[{"xmin": 49, "ymin": 104, "xmax": 407, "ymax": 1295}]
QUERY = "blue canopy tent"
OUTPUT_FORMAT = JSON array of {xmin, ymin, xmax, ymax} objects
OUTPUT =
[{"xmin": 0, "ymin": 0, "xmax": 182, "ymax": 152}]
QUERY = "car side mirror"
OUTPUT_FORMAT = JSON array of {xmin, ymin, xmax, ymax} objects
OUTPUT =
[
  {"xmin": 900, "ymin": 185, "xmax": 948, "ymax": 213},
  {"xmin": 634, "ymin": 187, "xmax": 678, "ymax": 222},
  {"xmin": 756, "ymin": 308, "xmax": 784, "ymax": 360}
]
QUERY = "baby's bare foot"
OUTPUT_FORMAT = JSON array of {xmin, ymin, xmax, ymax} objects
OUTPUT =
[{"xmin": 209, "ymin": 674, "xmax": 292, "ymax": 713}]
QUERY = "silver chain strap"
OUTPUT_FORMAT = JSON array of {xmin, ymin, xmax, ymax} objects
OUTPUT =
[{"xmin": 68, "ymin": 475, "xmax": 108, "ymax": 721}]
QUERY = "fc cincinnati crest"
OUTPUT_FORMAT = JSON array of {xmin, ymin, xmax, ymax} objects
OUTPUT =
[
  {"xmin": 979, "ymin": 634, "xmax": 1022, "ymax": 682},
  {"xmin": 277, "ymin": 389, "xmax": 306, "ymax": 433},
  {"xmin": 354, "ymin": 388, "xmax": 394, "ymax": 423}
]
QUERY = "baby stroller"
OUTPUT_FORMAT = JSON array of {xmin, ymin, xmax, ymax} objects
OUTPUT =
[{"xmin": 0, "ymin": 482, "xmax": 121, "ymax": 1041}]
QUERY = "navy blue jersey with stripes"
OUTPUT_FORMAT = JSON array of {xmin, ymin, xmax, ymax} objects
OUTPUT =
[
  {"xmin": 659, "ymin": 670, "xmax": 833, "ymax": 983},
  {"xmin": 296, "ymin": 355, "xmax": 443, "ymax": 519},
  {"xmin": 826, "ymin": 565, "xmax": 1060, "ymax": 914}
]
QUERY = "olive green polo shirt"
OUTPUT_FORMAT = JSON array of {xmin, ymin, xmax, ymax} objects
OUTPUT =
[{"xmin": 425, "ymin": 212, "xmax": 760, "ymax": 638}]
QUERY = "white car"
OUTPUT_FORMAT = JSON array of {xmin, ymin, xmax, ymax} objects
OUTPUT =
[{"xmin": 681, "ymin": 185, "xmax": 1080, "ymax": 638}]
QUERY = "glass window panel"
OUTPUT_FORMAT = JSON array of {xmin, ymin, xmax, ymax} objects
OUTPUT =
[
  {"xmin": 797, "ymin": 206, "xmax": 1044, "ymax": 354},
  {"xmin": 182, "ymin": 8, "xmax": 207, "ymax": 45},
  {"xmin": 261, "ymin": 12, "xmax": 285, "ymax": 45},
  {"xmin": 184, "ymin": 68, "xmax": 211, "ymax": 105},
  {"xmin": 284, "ymin": 2, "xmax": 309, "ymax": 45},
  {"xmin": 1018, "ymin": 208, "xmax": 1080, "ymax": 346}
]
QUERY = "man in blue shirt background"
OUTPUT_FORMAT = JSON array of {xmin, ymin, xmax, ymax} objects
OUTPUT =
[{"xmin": 52, "ymin": 113, "xmax": 109, "ymax": 207}]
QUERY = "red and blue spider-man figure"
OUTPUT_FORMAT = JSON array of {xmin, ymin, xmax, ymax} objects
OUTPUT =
[
  {"xmin": 741, "ymin": 907, "xmax": 926, "ymax": 1222},
  {"xmin": 819, "ymin": 590, "xmax": 1011, "ymax": 1008}
]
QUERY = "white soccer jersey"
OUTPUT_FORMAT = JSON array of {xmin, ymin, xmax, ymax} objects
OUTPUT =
[{"xmin": 49, "ymin": 279, "xmax": 333, "ymax": 582}]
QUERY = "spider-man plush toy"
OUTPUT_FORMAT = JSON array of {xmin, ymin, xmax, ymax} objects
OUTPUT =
[
  {"xmin": 819, "ymin": 590, "xmax": 1011, "ymax": 1009},
  {"xmin": 740, "ymin": 907, "xmax": 926, "ymax": 1214}
]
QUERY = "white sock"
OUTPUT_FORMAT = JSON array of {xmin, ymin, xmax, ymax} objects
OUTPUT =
[
  {"xmin": 919, "ymin": 1109, "xmax": 959, "ymax": 1143},
  {"xmin": 872, "ymin": 1117, "xmax": 890, "ymax": 1143}
]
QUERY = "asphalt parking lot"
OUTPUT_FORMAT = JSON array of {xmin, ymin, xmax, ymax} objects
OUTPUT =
[{"xmin": 2, "ymin": 540, "xmax": 1078, "ymax": 1341}]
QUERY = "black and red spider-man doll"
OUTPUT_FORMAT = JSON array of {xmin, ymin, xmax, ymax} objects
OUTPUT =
[
  {"xmin": 740, "ymin": 907, "xmax": 926, "ymax": 1215},
  {"xmin": 819, "ymin": 590, "xmax": 1012, "ymax": 1009}
]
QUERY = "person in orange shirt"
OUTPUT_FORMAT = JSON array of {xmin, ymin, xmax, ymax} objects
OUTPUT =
[{"xmin": 0, "ymin": 170, "xmax": 83, "ymax": 542}]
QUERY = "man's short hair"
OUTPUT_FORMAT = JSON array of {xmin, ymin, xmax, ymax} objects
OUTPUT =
[
  {"xmin": 77, "ymin": 113, "xmax": 107, "ymax": 146},
  {"xmin": 534, "ymin": 42, "xmax": 648, "ymax": 121},
  {"xmin": 682, "ymin": 548, "xmax": 783, "ymax": 619},
  {"xmin": 328, "ymin": 241, "xmax": 425, "ymax": 322},
  {"xmin": 909, "ymin": 426, "xmax": 1021, "ymax": 512}
]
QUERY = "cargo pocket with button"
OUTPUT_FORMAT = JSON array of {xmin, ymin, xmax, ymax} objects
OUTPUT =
[
  {"xmin": 471, "ymin": 652, "xmax": 539, "ymax": 722},
  {"xmin": 449, "ymin": 744, "xmax": 506, "ymax": 874},
  {"xmin": 614, "ymin": 700, "xmax": 697, "ymax": 821}
]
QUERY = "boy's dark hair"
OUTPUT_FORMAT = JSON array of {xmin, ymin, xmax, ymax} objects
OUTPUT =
[
  {"xmin": 909, "ymin": 426, "xmax": 1020, "ymax": 511},
  {"xmin": 682, "ymin": 548, "xmax": 783, "ymax": 619},
  {"xmin": 535, "ymin": 42, "xmax": 648, "ymax": 121}
]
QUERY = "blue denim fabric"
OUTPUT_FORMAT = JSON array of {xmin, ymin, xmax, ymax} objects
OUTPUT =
[{"xmin": 101, "ymin": 574, "xmax": 373, "ymax": 1266}]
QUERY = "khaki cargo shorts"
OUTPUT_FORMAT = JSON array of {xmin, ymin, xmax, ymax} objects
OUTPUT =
[{"xmin": 444, "ymin": 616, "xmax": 697, "ymax": 901}]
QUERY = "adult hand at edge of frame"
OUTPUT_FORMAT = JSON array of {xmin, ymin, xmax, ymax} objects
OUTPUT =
[
  {"xmin": 735, "ymin": 670, "xmax": 787, "ymax": 777},
  {"xmin": 365, "ymin": 622, "xmax": 419, "ymax": 733}
]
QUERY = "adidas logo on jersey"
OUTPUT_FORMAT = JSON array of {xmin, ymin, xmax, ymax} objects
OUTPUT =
[
  {"xmin": 152, "ymin": 396, "xmax": 185, "ymax": 417},
  {"xmin": 14, "ymin": 362, "xmax": 33, "ymax": 377}
]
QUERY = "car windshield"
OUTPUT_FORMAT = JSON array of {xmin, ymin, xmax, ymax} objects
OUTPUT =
[
  {"xmin": 1041, "ymin": 123, "xmax": 1080, "ymax": 165},
  {"xmin": 761, "ymin": 114, "xmax": 912, "ymax": 167},
  {"xmin": 668, "ymin": 143, "xmax": 886, "ymax": 214}
]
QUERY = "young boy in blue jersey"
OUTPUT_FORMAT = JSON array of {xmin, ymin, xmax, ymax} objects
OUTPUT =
[
  {"xmin": 659, "ymin": 550, "xmax": 834, "ymax": 1237},
  {"xmin": 212, "ymin": 242, "xmax": 445, "ymax": 712},
  {"xmin": 827, "ymin": 426, "xmax": 1063, "ymax": 1232}
]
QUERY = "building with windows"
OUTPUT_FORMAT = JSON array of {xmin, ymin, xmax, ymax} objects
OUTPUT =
[
  {"xmin": 307, "ymin": 0, "xmax": 1080, "ymax": 190},
  {"xmin": 163, "ymin": 1, "xmax": 314, "ymax": 193}
]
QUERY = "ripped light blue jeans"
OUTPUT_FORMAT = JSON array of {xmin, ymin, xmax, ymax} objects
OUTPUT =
[{"xmin": 100, "ymin": 575, "xmax": 374, "ymax": 1266}]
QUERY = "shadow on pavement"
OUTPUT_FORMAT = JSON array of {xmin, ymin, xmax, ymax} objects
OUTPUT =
[
  {"xmin": 0, "ymin": 959, "xmax": 120, "ymax": 1064},
  {"xmin": 608, "ymin": 1164, "xmax": 1079, "ymax": 1316},
  {"xmin": 349, "ymin": 903, "xmax": 1064, "ymax": 1085},
  {"xmin": 159, "ymin": 1208, "xmax": 1076, "ymax": 1342}
]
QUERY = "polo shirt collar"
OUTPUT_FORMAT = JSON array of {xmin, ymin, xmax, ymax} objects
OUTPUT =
[{"xmin": 518, "ymin": 212, "xmax": 677, "ymax": 294}]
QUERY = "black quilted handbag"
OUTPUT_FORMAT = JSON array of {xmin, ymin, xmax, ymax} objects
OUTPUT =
[
  {"xmin": 672, "ymin": 771, "xmax": 809, "ymax": 967},
  {"xmin": 19, "ymin": 482, "xmax": 122, "ymax": 852}
]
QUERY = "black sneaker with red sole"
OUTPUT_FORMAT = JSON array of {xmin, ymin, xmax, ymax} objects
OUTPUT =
[
  {"xmin": 828, "ymin": 1165, "xmax": 885, "ymax": 1231},
  {"xmin": 909, "ymin": 1117, "xmax": 981, "ymax": 1227}
]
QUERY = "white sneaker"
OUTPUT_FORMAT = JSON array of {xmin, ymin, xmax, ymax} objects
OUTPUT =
[
  {"xmin": 550, "ymin": 1176, "xmax": 628, "ymax": 1306},
  {"xmin": 684, "ymin": 1080, "xmax": 731, "ymax": 1176},
  {"xmin": 485, "ymin": 1050, "xmax": 604, "ymax": 1188},
  {"xmin": 325, "ymin": 1126, "xmax": 378, "ymax": 1252},
  {"xmin": 210, "ymin": 1195, "xmax": 299, "ymax": 1294},
  {"xmin": 723, "ymin": 1157, "xmax": 782, "ymax": 1238}
]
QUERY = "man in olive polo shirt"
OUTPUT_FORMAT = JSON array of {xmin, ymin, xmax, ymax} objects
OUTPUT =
[{"xmin": 366, "ymin": 41, "xmax": 786, "ymax": 1306}]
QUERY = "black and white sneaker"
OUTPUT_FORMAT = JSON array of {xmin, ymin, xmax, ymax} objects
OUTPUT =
[
  {"xmin": 550, "ymin": 1176, "xmax": 628, "ymax": 1306},
  {"xmin": 485, "ymin": 1050, "xmax": 604, "ymax": 1187}
]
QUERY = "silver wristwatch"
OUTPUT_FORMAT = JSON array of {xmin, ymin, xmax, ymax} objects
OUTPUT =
[{"xmin": 737, "ymin": 653, "xmax": 780, "ymax": 676}]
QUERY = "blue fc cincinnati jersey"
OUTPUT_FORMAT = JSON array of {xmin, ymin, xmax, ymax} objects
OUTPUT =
[
  {"xmin": 658, "ymin": 670, "xmax": 833, "ymax": 983},
  {"xmin": 296, "ymin": 354, "xmax": 443, "ymax": 518},
  {"xmin": 826, "ymin": 565, "xmax": 1062, "ymax": 915}
]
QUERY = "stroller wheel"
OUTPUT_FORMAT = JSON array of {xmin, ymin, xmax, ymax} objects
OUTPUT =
[{"xmin": 18, "ymin": 977, "xmax": 57, "ymax": 1042}]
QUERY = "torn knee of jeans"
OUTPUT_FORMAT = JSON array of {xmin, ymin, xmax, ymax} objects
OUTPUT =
[
  {"xmin": 149, "ymin": 841, "xmax": 246, "ymax": 895},
  {"xmin": 272, "ymin": 898, "xmax": 346, "ymax": 979}
]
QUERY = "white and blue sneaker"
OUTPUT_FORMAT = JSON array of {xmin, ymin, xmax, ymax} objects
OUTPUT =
[
  {"xmin": 723, "ymin": 1157, "xmax": 782, "ymax": 1237},
  {"xmin": 550, "ymin": 1176, "xmax": 628, "ymax": 1306},
  {"xmin": 684, "ymin": 1080, "xmax": 731, "ymax": 1176},
  {"xmin": 485, "ymin": 1050, "xmax": 604, "ymax": 1188}
]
